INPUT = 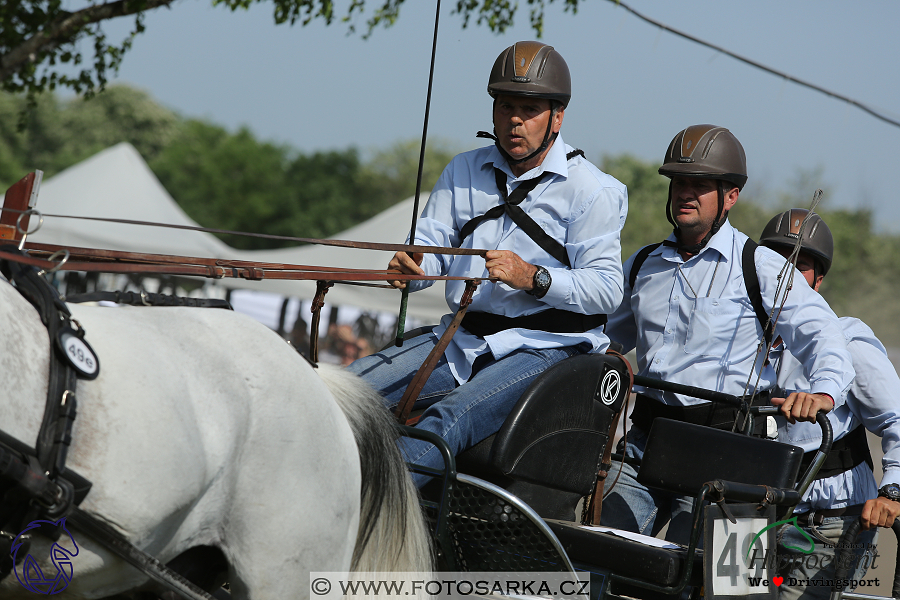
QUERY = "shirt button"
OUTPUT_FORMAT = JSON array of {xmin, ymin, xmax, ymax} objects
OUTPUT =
[
  {"xmin": 654, "ymin": 359, "xmax": 660, "ymax": 364},
  {"xmin": 712, "ymin": 301, "xmax": 719, "ymax": 306},
  {"xmin": 667, "ymin": 329, "xmax": 673, "ymax": 333},
  {"xmin": 673, "ymin": 295, "xmax": 680, "ymax": 301}
]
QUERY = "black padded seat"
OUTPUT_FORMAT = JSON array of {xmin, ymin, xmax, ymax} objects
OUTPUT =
[
  {"xmin": 455, "ymin": 353, "xmax": 630, "ymax": 519},
  {"xmin": 546, "ymin": 520, "xmax": 703, "ymax": 588}
]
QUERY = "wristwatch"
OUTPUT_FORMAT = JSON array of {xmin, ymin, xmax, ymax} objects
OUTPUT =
[
  {"xmin": 878, "ymin": 483, "xmax": 900, "ymax": 502},
  {"xmin": 528, "ymin": 266, "xmax": 551, "ymax": 299}
]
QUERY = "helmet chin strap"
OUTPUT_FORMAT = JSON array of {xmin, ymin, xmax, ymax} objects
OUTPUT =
[
  {"xmin": 666, "ymin": 180, "xmax": 728, "ymax": 254},
  {"xmin": 476, "ymin": 100, "xmax": 559, "ymax": 167}
]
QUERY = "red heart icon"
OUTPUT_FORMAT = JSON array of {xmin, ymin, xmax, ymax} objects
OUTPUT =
[{"xmin": 772, "ymin": 577, "xmax": 783, "ymax": 587}]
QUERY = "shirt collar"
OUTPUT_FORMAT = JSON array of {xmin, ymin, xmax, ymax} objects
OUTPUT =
[
  {"xmin": 483, "ymin": 133, "xmax": 569, "ymax": 181},
  {"xmin": 661, "ymin": 219, "xmax": 737, "ymax": 262}
]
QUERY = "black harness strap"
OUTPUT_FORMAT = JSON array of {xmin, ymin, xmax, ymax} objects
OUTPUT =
[
  {"xmin": 458, "ymin": 149, "xmax": 586, "ymax": 268},
  {"xmin": 67, "ymin": 508, "xmax": 217, "ymax": 600},
  {"xmin": 741, "ymin": 239, "xmax": 775, "ymax": 347},
  {"xmin": 0, "ymin": 248, "xmax": 95, "ymax": 582},
  {"xmin": 461, "ymin": 309, "xmax": 606, "ymax": 338},
  {"xmin": 0, "ymin": 251, "xmax": 79, "ymax": 480},
  {"xmin": 66, "ymin": 290, "xmax": 233, "ymax": 310},
  {"xmin": 628, "ymin": 243, "xmax": 663, "ymax": 289},
  {"xmin": 459, "ymin": 171, "xmax": 547, "ymax": 245}
]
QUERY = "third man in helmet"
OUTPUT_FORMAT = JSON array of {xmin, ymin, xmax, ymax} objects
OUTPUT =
[
  {"xmin": 601, "ymin": 125, "xmax": 855, "ymax": 541},
  {"xmin": 348, "ymin": 42, "xmax": 628, "ymax": 484},
  {"xmin": 760, "ymin": 209, "xmax": 900, "ymax": 599}
]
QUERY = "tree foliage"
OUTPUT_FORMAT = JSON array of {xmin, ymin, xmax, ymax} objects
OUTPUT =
[
  {"xmin": 0, "ymin": 85, "xmax": 177, "ymax": 176},
  {"xmin": 0, "ymin": 0, "xmax": 580, "ymax": 114},
  {"xmin": 2, "ymin": 85, "xmax": 899, "ymax": 345},
  {"xmin": 149, "ymin": 123, "xmax": 458, "ymax": 249}
]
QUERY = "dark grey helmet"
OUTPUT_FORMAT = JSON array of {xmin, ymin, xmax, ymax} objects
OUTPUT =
[
  {"xmin": 488, "ymin": 41, "xmax": 571, "ymax": 108},
  {"xmin": 659, "ymin": 124, "xmax": 748, "ymax": 190},
  {"xmin": 760, "ymin": 208, "xmax": 834, "ymax": 275}
]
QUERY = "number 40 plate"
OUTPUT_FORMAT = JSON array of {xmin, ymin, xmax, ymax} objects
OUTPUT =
[{"xmin": 703, "ymin": 504, "xmax": 777, "ymax": 600}]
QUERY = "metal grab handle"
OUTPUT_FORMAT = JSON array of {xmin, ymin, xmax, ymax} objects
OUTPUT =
[
  {"xmin": 632, "ymin": 374, "xmax": 745, "ymax": 407},
  {"xmin": 892, "ymin": 519, "xmax": 900, "ymax": 599},
  {"xmin": 753, "ymin": 407, "xmax": 833, "ymax": 496},
  {"xmin": 707, "ymin": 478, "xmax": 800, "ymax": 506},
  {"xmin": 828, "ymin": 517, "xmax": 900, "ymax": 600},
  {"xmin": 15, "ymin": 208, "xmax": 42, "ymax": 250},
  {"xmin": 829, "ymin": 517, "xmax": 863, "ymax": 600}
]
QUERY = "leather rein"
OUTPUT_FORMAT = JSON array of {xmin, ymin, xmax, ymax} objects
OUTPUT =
[{"xmin": 13, "ymin": 241, "xmax": 492, "ymax": 368}]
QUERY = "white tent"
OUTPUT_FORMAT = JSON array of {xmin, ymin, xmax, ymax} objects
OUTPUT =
[
  {"xmin": 32, "ymin": 143, "xmax": 235, "ymax": 258},
  {"xmin": 27, "ymin": 142, "xmax": 450, "ymax": 322},
  {"xmin": 230, "ymin": 198, "xmax": 450, "ymax": 322}
]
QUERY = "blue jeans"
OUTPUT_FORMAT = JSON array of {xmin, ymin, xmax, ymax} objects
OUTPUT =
[
  {"xmin": 347, "ymin": 334, "xmax": 584, "ymax": 487},
  {"xmin": 777, "ymin": 514, "xmax": 879, "ymax": 600},
  {"xmin": 599, "ymin": 427, "xmax": 696, "ymax": 544}
]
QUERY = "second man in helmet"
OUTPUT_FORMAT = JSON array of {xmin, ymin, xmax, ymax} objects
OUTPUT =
[{"xmin": 601, "ymin": 125, "xmax": 855, "ymax": 541}]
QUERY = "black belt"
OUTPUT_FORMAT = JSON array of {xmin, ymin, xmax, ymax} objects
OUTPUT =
[
  {"xmin": 799, "ymin": 424, "xmax": 874, "ymax": 481},
  {"xmin": 793, "ymin": 504, "xmax": 864, "ymax": 527},
  {"xmin": 461, "ymin": 310, "xmax": 606, "ymax": 338},
  {"xmin": 631, "ymin": 393, "xmax": 771, "ymax": 434},
  {"xmin": 66, "ymin": 291, "xmax": 233, "ymax": 310}
]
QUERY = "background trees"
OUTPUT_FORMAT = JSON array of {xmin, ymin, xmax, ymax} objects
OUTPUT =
[{"xmin": 1, "ymin": 85, "xmax": 897, "ymax": 345}]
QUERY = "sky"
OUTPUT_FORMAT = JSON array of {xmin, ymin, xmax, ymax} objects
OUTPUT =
[{"xmin": 96, "ymin": 0, "xmax": 900, "ymax": 231}]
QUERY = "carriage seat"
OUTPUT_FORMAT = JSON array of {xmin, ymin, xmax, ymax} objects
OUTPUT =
[
  {"xmin": 544, "ymin": 418, "xmax": 805, "ymax": 593},
  {"xmin": 546, "ymin": 520, "xmax": 703, "ymax": 588},
  {"xmin": 454, "ymin": 353, "xmax": 630, "ymax": 520}
]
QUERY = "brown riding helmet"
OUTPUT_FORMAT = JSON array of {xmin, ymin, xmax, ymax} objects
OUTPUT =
[
  {"xmin": 759, "ymin": 208, "xmax": 834, "ymax": 275},
  {"xmin": 659, "ymin": 124, "xmax": 748, "ymax": 190},
  {"xmin": 487, "ymin": 41, "xmax": 571, "ymax": 108}
]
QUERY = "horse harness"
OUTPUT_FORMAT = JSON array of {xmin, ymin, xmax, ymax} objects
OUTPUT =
[
  {"xmin": 457, "ymin": 148, "xmax": 606, "ymax": 338},
  {"xmin": 0, "ymin": 248, "xmax": 221, "ymax": 600},
  {"xmin": 0, "ymin": 248, "xmax": 93, "ymax": 580},
  {"xmin": 394, "ymin": 149, "xmax": 606, "ymax": 422}
]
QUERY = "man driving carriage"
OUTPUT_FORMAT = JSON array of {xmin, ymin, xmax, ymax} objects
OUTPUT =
[
  {"xmin": 600, "ymin": 124, "xmax": 855, "ymax": 543},
  {"xmin": 760, "ymin": 209, "xmax": 900, "ymax": 599},
  {"xmin": 347, "ymin": 41, "xmax": 628, "ymax": 485}
]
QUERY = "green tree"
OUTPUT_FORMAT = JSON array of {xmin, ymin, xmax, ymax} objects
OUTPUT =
[
  {"xmin": 149, "ymin": 119, "xmax": 459, "ymax": 249},
  {"xmin": 361, "ymin": 138, "xmax": 459, "ymax": 208},
  {"xmin": 0, "ymin": 0, "xmax": 583, "ymax": 112},
  {"xmin": 600, "ymin": 153, "xmax": 671, "ymax": 259},
  {"xmin": 0, "ymin": 85, "xmax": 178, "ymax": 189},
  {"xmin": 149, "ymin": 119, "xmax": 296, "ymax": 249}
]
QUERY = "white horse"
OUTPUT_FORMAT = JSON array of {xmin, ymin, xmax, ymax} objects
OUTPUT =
[{"xmin": 0, "ymin": 275, "xmax": 432, "ymax": 599}]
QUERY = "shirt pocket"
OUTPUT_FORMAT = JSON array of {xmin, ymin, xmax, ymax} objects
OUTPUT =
[{"xmin": 683, "ymin": 297, "xmax": 745, "ymax": 357}]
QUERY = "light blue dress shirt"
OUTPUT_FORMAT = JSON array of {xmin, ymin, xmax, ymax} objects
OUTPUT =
[
  {"xmin": 407, "ymin": 136, "xmax": 628, "ymax": 383},
  {"xmin": 773, "ymin": 317, "xmax": 900, "ymax": 512},
  {"xmin": 606, "ymin": 221, "xmax": 854, "ymax": 407}
]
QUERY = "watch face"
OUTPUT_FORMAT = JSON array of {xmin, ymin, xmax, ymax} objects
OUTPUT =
[
  {"xmin": 535, "ymin": 268, "xmax": 551, "ymax": 289},
  {"xmin": 881, "ymin": 484, "xmax": 900, "ymax": 500}
]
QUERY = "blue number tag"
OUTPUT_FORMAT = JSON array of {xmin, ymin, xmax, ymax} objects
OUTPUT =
[{"xmin": 57, "ymin": 328, "xmax": 100, "ymax": 380}]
